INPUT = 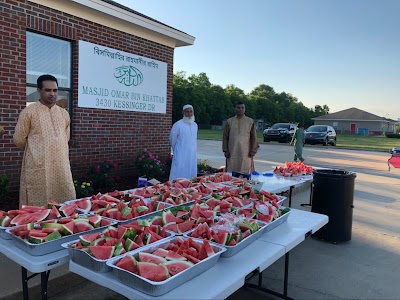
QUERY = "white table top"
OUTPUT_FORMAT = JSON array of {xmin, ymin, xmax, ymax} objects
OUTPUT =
[
  {"xmin": 69, "ymin": 208, "xmax": 328, "ymax": 300},
  {"xmin": 259, "ymin": 209, "xmax": 328, "ymax": 252},
  {"xmin": 252, "ymin": 174, "xmax": 311, "ymax": 194},
  {"xmin": 70, "ymin": 240, "xmax": 285, "ymax": 300},
  {"xmin": 0, "ymin": 238, "xmax": 69, "ymax": 273}
]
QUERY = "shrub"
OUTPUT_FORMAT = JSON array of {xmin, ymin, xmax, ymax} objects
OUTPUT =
[
  {"xmin": 74, "ymin": 180, "xmax": 94, "ymax": 198},
  {"xmin": 197, "ymin": 158, "xmax": 215, "ymax": 173},
  {"xmin": 135, "ymin": 148, "xmax": 165, "ymax": 180},
  {"xmin": 86, "ymin": 160, "xmax": 120, "ymax": 190},
  {"xmin": 385, "ymin": 133, "xmax": 400, "ymax": 138}
]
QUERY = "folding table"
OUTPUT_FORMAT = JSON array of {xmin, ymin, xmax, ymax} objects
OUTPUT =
[
  {"xmin": 0, "ymin": 239, "xmax": 69, "ymax": 300},
  {"xmin": 68, "ymin": 209, "xmax": 328, "ymax": 300}
]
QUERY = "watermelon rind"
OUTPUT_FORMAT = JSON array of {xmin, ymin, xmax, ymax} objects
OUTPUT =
[
  {"xmin": 136, "ymin": 206, "xmax": 149, "ymax": 213},
  {"xmin": 139, "ymin": 252, "xmax": 167, "ymax": 264},
  {"xmin": 121, "ymin": 205, "xmax": 132, "ymax": 218},
  {"xmin": 28, "ymin": 235, "xmax": 46, "ymax": 244},
  {"xmin": 0, "ymin": 215, "xmax": 11, "ymax": 227},
  {"xmin": 80, "ymin": 232, "xmax": 101, "ymax": 246},
  {"xmin": 41, "ymin": 222, "xmax": 63, "ymax": 229},
  {"xmin": 165, "ymin": 251, "xmax": 187, "ymax": 261},
  {"xmin": 88, "ymin": 215, "xmax": 102, "ymax": 228},
  {"xmin": 162, "ymin": 260, "xmax": 193, "ymax": 276},
  {"xmin": 44, "ymin": 230, "xmax": 62, "ymax": 242},
  {"xmin": 124, "ymin": 228, "xmax": 137, "ymax": 241},
  {"xmin": 125, "ymin": 238, "xmax": 140, "ymax": 251},
  {"xmin": 113, "ymin": 242, "xmax": 126, "ymax": 256},
  {"xmin": 60, "ymin": 221, "xmax": 75, "ymax": 235}
]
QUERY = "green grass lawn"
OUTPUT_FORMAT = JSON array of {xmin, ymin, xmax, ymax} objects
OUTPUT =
[{"xmin": 198, "ymin": 129, "xmax": 399, "ymax": 152}]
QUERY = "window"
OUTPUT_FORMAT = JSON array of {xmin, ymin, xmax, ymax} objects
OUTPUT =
[{"xmin": 26, "ymin": 32, "xmax": 72, "ymax": 110}]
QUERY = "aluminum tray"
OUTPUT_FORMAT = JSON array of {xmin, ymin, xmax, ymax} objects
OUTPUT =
[
  {"xmin": 6, "ymin": 217, "xmax": 118, "ymax": 256},
  {"xmin": 61, "ymin": 230, "xmax": 174, "ymax": 273},
  {"xmin": 106, "ymin": 236, "xmax": 226, "ymax": 296},
  {"xmin": 264, "ymin": 207, "xmax": 291, "ymax": 233},
  {"xmin": 185, "ymin": 219, "xmax": 268, "ymax": 258},
  {"xmin": 0, "ymin": 226, "xmax": 13, "ymax": 240}
]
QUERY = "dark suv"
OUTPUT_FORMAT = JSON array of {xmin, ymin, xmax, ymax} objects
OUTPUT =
[
  {"xmin": 304, "ymin": 125, "xmax": 337, "ymax": 146},
  {"xmin": 263, "ymin": 123, "xmax": 297, "ymax": 143}
]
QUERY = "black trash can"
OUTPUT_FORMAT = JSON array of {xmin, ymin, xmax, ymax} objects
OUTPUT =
[{"xmin": 311, "ymin": 169, "xmax": 356, "ymax": 243}]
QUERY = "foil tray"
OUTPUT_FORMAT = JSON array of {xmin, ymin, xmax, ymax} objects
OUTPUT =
[
  {"xmin": 0, "ymin": 226, "xmax": 12, "ymax": 240},
  {"xmin": 6, "ymin": 217, "xmax": 117, "ymax": 256},
  {"xmin": 106, "ymin": 236, "xmax": 226, "ymax": 296},
  {"xmin": 185, "ymin": 219, "xmax": 268, "ymax": 258},
  {"xmin": 61, "ymin": 231, "xmax": 175, "ymax": 273},
  {"xmin": 264, "ymin": 208, "xmax": 291, "ymax": 233}
]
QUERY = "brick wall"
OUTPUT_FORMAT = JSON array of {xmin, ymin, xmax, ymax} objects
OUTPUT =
[{"xmin": 0, "ymin": 0, "xmax": 174, "ymax": 200}]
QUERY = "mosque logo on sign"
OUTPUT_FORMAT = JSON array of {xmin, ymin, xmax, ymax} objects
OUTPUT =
[{"xmin": 114, "ymin": 66, "xmax": 144, "ymax": 86}]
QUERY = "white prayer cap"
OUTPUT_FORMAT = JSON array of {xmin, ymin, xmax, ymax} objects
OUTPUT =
[{"xmin": 182, "ymin": 104, "xmax": 193, "ymax": 111}]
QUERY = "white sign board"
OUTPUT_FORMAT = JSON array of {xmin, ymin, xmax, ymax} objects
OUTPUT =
[{"xmin": 78, "ymin": 40, "xmax": 167, "ymax": 113}]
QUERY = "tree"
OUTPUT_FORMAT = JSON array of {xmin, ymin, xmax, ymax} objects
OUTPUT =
[{"xmin": 314, "ymin": 105, "xmax": 329, "ymax": 116}]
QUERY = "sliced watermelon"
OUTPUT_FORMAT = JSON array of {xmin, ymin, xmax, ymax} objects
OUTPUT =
[
  {"xmin": 152, "ymin": 248, "xmax": 169, "ymax": 258},
  {"xmin": 116, "ymin": 255, "xmax": 138, "ymax": 274},
  {"xmin": 80, "ymin": 232, "xmax": 101, "ymax": 246},
  {"xmin": 73, "ymin": 220, "xmax": 94, "ymax": 234},
  {"xmin": 139, "ymin": 252, "xmax": 167, "ymax": 264},
  {"xmin": 59, "ymin": 203, "xmax": 77, "ymax": 217},
  {"xmin": 137, "ymin": 262, "xmax": 169, "ymax": 282},
  {"xmin": 163, "ymin": 260, "xmax": 193, "ymax": 275},
  {"xmin": 165, "ymin": 250, "xmax": 186, "ymax": 261},
  {"xmin": 88, "ymin": 215, "xmax": 102, "ymax": 228},
  {"xmin": 88, "ymin": 245, "xmax": 115, "ymax": 260},
  {"xmin": 60, "ymin": 221, "xmax": 75, "ymax": 235}
]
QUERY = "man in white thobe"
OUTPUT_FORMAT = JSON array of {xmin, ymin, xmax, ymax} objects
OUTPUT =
[{"xmin": 169, "ymin": 104, "xmax": 198, "ymax": 181}]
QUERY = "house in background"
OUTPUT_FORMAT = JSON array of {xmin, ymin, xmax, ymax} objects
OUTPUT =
[{"xmin": 312, "ymin": 107, "xmax": 396, "ymax": 135}]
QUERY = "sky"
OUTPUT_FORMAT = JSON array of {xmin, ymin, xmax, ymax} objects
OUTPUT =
[{"xmin": 114, "ymin": 0, "xmax": 400, "ymax": 120}]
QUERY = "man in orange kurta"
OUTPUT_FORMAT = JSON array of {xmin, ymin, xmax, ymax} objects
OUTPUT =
[
  {"xmin": 222, "ymin": 102, "xmax": 259, "ymax": 173},
  {"xmin": 13, "ymin": 74, "xmax": 76, "ymax": 207}
]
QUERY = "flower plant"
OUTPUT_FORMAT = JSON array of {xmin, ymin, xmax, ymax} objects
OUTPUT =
[
  {"xmin": 197, "ymin": 158, "xmax": 215, "ymax": 173},
  {"xmin": 87, "ymin": 160, "xmax": 120, "ymax": 189},
  {"xmin": 74, "ymin": 180, "xmax": 94, "ymax": 198},
  {"xmin": 135, "ymin": 148, "xmax": 165, "ymax": 180}
]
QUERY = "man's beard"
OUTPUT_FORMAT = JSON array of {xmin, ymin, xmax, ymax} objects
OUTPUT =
[{"xmin": 183, "ymin": 116, "xmax": 195, "ymax": 124}]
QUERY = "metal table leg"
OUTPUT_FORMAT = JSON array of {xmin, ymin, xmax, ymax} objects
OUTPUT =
[
  {"xmin": 22, "ymin": 267, "xmax": 29, "ymax": 300},
  {"xmin": 20, "ymin": 267, "xmax": 50, "ymax": 300},
  {"xmin": 300, "ymin": 182, "xmax": 313, "ymax": 207},
  {"xmin": 244, "ymin": 252, "xmax": 294, "ymax": 300}
]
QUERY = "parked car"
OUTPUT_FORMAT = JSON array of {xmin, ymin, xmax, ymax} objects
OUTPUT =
[
  {"xmin": 304, "ymin": 125, "xmax": 337, "ymax": 146},
  {"xmin": 263, "ymin": 123, "xmax": 297, "ymax": 143}
]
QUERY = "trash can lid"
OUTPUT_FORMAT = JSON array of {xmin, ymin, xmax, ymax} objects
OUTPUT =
[{"xmin": 312, "ymin": 168, "xmax": 357, "ymax": 178}]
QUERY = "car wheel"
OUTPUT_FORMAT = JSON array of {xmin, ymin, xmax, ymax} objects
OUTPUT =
[
  {"xmin": 286, "ymin": 135, "xmax": 291, "ymax": 143},
  {"xmin": 331, "ymin": 138, "xmax": 337, "ymax": 146},
  {"xmin": 323, "ymin": 138, "xmax": 328, "ymax": 146}
]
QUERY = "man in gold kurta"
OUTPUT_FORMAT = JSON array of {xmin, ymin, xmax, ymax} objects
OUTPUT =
[
  {"xmin": 223, "ymin": 102, "xmax": 259, "ymax": 173},
  {"xmin": 13, "ymin": 74, "xmax": 76, "ymax": 207}
]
